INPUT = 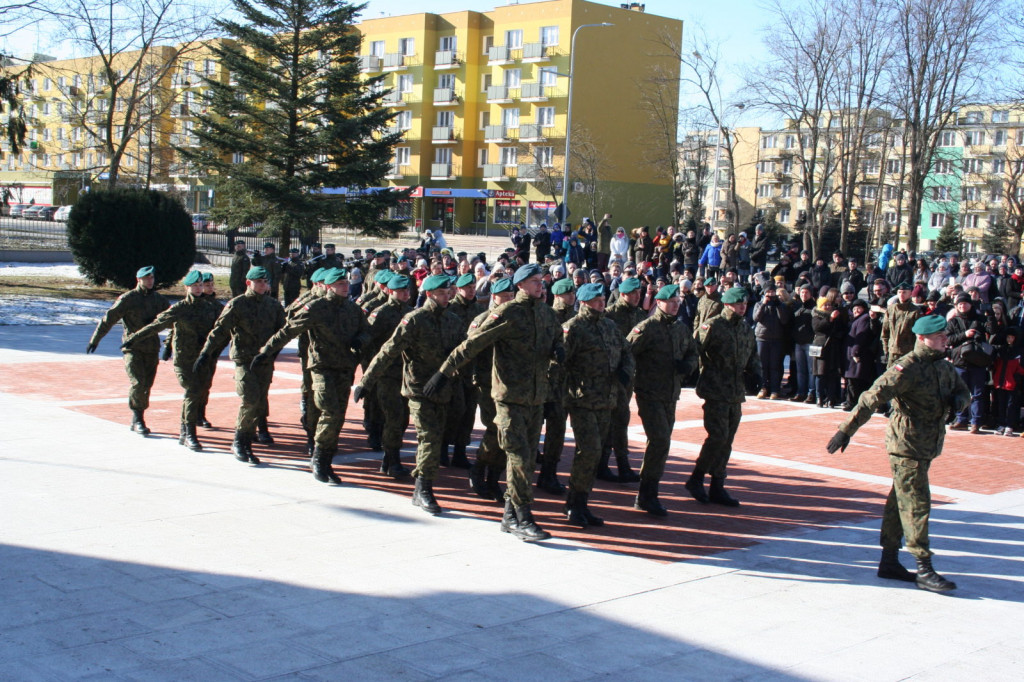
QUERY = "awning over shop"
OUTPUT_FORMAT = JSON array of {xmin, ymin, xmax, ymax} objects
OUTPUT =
[{"xmin": 421, "ymin": 187, "xmax": 491, "ymax": 198}]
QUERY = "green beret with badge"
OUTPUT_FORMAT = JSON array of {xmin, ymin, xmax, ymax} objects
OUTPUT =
[
  {"xmin": 912, "ymin": 315, "xmax": 948, "ymax": 336},
  {"xmin": 183, "ymin": 271, "xmax": 202, "ymax": 286},
  {"xmin": 551, "ymin": 278, "xmax": 575, "ymax": 295},
  {"xmin": 374, "ymin": 269, "xmax": 393, "ymax": 284},
  {"xmin": 721, "ymin": 286, "xmax": 748, "ymax": 304},
  {"xmin": 202, "ymin": 272, "xmax": 213, "ymax": 282},
  {"xmin": 577, "ymin": 282, "xmax": 605, "ymax": 301},
  {"xmin": 491, "ymin": 277, "xmax": 514, "ymax": 294},
  {"xmin": 421, "ymin": 274, "xmax": 450, "ymax": 292},
  {"xmin": 246, "ymin": 266, "xmax": 268, "ymax": 280},
  {"xmin": 136, "ymin": 265, "xmax": 154, "ymax": 278},
  {"xmin": 321, "ymin": 268, "xmax": 347, "ymax": 284},
  {"xmin": 655, "ymin": 284, "xmax": 680, "ymax": 300},
  {"xmin": 618, "ymin": 277, "xmax": 641, "ymax": 294},
  {"xmin": 456, "ymin": 273, "xmax": 475, "ymax": 288},
  {"xmin": 388, "ymin": 273, "xmax": 411, "ymax": 289},
  {"xmin": 704, "ymin": 276, "xmax": 718, "ymax": 287},
  {"xmin": 512, "ymin": 263, "xmax": 542, "ymax": 284}
]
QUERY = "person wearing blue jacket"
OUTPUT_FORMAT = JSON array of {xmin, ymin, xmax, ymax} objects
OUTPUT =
[{"xmin": 698, "ymin": 234, "xmax": 723, "ymax": 280}]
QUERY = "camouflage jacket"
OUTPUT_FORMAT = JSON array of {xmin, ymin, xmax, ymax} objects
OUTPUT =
[
  {"xmin": 606, "ymin": 297, "xmax": 646, "ymax": 338},
  {"xmin": 693, "ymin": 291, "xmax": 724, "ymax": 334},
  {"xmin": 252, "ymin": 253, "xmax": 283, "ymax": 298},
  {"xmin": 260, "ymin": 290, "xmax": 369, "ymax": 373},
  {"xmin": 281, "ymin": 258, "xmax": 305, "ymax": 296},
  {"xmin": 125, "ymin": 293, "xmax": 220, "ymax": 366},
  {"xmin": 627, "ymin": 308, "xmax": 699, "ymax": 402},
  {"xmin": 562, "ymin": 305, "xmax": 634, "ymax": 410},
  {"xmin": 89, "ymin": 284, "xmax": 169, "ymax": 353},
  {"xmin": 439, "ymin": 290, "xmax": 563, "ymax": 406},
  {"xmin": 468, "ymin": 307, "xmax": 496, "ymax": 391},
  {"xmin": 201, "ymin": 289, "xmax": 285, "ymax": 365},
  {"xmin": 229, "ymin": 252, "xmax": 251, "ymax": 295},
  {"xmin": 448, "ymin": 294, "xmax": 485, "ymax": 332},
  {"xmin": 546, "ymin": 300, "xmax": 577, "ymax": 403},
  {"xmin": 840, "ymin": 343, "xmax": 969, "ymax": 460},
  {"xmin": 695, "ymin": 306, "xmax": 760, "ymax": 403},
  {"xmin": 881, "ymin": 299, "xmax": 922, "ymax": 360},
  {"xmin": 361, "ymin": 297, "xmax": 465, "ymax": 404},
  {"xmin": 363, "ymin": 296, "xmax": 411, "ymax": 381},
  {"xmin": 357, "ymin": 287, "xmax": 384, "ymax": 311}
]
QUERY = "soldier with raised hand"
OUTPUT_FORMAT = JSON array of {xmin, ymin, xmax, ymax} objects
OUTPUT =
[
  {"xmin": 428, "ymin": 264, "xmax": 563, "ymax": 542},
  {"xmin": 229, "ymin": 240, "xmax": 250, "ymax": 298},
  {"xmin": 627, "ymin": 284, "xmax": 699, "ymax": 516},
  {"xmin": 826, "ymin": 315, "xmax": 969, "ymax": 593},
  {"xmin": 121, "ymin": 270, "xmax": 221, "ymax": 451},
  {"xmin": 87, "ymin": 265, "xmax": 169, "ymax": 436},
  {"xmin": 537, "ymin": 277, "xmax": 577, "ymax": 495},
  {"xmin": 442, "ymin": 272, "xmax": 486, "ymax": 469},
  {"xmin": 561, "ymin": 282, "xmax": 635, "ymax": 528},
  {"xmin": 355, "ymin": 274, "xmax": 466, "ymax": 515},
  {"xmin": 194, "ymin": 266, "xmax": 285, "ymax": 465},
  {"xmin": 685, "ymin": 286, "xmax": 761, "ymax": 507},
  {"xmin": 881, "ymin": 282, "xmax": 922, "ymax": 368},
  {"xmin": 600, "ymin": 276, "xmax": 645, "ymax": 483},
  {"xmin": 281, "ymin": 248, "xmax": 305, "ymax": 306},
  {"xmin": 254, "ymin": 267, "xmax": 369, "ymax": 484}
]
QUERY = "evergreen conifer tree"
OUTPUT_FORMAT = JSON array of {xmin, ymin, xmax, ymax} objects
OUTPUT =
[{"xmin": 935, "ymin": 215, "xmax": 963, "ymax": 255}]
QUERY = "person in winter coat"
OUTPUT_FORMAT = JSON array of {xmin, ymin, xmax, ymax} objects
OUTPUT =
[
  {"xmin": 749, "ymin": 224, "xmax": 769, "ymax": 273},
  {"xmin": 753, "ymin": 285, "xmax": 793, "ymax": 399},
  {"xmin": 991, "ymin": 326, "xmax": 1024, "ymax": 435},
  {"xmin": 564, "ymin": 232, "xmax": 586, "ymax": 268},
  {"xmin": 610, "ymin": 227, "xmax": 630, "ymax": 264},
  {"xmin": 812, "ymin": 291, "xmax": 847, "ymax": 408},
  {"xmin": 791, "ymin": 283, "xmax": 818, "ymax": 402},
  {"xmin": 843, "ymin": 299, "xmax": 878, "ymax": 409},
  {"xmin": 698, "ymin": 234, "xmax": 724, "ymax": 279},
  {"xmin": 946, "ymin": 293, "xmax": 988, "ymax": 432},
  {"xmin": 721, "ymin": 233, "xmax": 739, "ymax": 271},
  {"xmin": 682, "ymin": 230, "xmax": 700, "ymax": 273},
  {"xmin": 809, "ymin": 256, "xmax": 832, "ymax": 294},
  {"xmin": 928, "ymin": 261, "xmax": 951, "ymax": 294},
  {"xmin": 886, "ymin": 252, "xmax": 914, "ymax": 290}
]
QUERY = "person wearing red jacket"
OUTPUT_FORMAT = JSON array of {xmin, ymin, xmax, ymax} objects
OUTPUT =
[{"xmin": 992, "ymin": 327, "xmax": 1024, "ymax": 436}]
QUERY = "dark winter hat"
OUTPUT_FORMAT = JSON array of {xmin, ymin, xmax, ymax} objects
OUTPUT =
[
  {"xmin": 896, "ymin": 282, "xmax": 913, "ymax": 291},
  {"xmin": 263, "ymin": 242, "xmax": 275, "ymax": 250},
  {"xmin": 289, "ymin": 248, "xmax": 300, "ymax": 254},
  {"xmin": 955, "ymin": 293, "xmax": 972, "ymax": 305},
  {"xmin": 912, "ymin": 315, "xmax": 948, "ymax": 335}
]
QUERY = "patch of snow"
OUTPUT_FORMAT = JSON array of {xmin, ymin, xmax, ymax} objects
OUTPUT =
[
  {"xmin": 0, "ymin": 263, "xmax": 86, "ymax": 278},
  {"xmin": 0, "ymin": 296, "xmax": 109, "ymax": 326}
]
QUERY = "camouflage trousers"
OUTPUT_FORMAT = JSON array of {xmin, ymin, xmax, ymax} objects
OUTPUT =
[
  {"xmin": 694, "ymin": 399, "xmax": 742, "ymax": 479},
  {"xmin": 636, "ymin": 397, "xmax": 677, "ymax": 482},
  {"xmin": 602, "ymin": 386, "xmax": 632, "ymax": 459},
  {"xmin": 541, "ymin": 398, "xmax": 568, "ymax": 467},
  {"xmin": 299, "ymin": 336, "xmax": 315, "ymax": 429},
  {"xmin": 362, "ymin": 384, "xmax": 383, "ymax": 434},
  {"xmin": 195, "ymin": 355, "xmax": 216, "ymax": 418},
  {"xmin": 310, "ymin": 368, "xmax": 354, "ymax": 450},
  {"xmin": 475, "ymin": 390, "xmax": 505, "ymax": 469},
  {"xmin": 173, "ymin": 359, "xmax": 207, "ymax": 424},
  {"xmin": 443, "ymin": 377, "xmax": 477, "ymax": 450},
  {"xmin": 124, "ymin": 349, "xmax": 159, "ymax": 411},
  {"xmin": 495, "ymin": 401, "xmax": 544, "ymax": 507},
  {"xmin": 409, "ymin": 397, "xmax": 447, "ymax": 482},
  {"xmin": 377, "ymin": 378, "xmax": 410, "ymax": 451},
  {"xmin": 568, "ymin": 406, "xmax": 612, "ymax": 494},
  {"xmin": 233, "ymin": 362, "xmax": 274, "ymax": 435},
  {"xmin": 880, "ymin": 455, "xmax": 933, "ymax": 559}
]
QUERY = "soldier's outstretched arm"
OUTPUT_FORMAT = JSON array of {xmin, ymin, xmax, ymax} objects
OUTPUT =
[
  {"xmin": 123, "ymin": 305, "xmax": 181, "ymax": 347},
  {"xmin": 199, "ymin": 303, "xmax": 237, "ymax": 359},
  {"xmin": 438, "ymin": 316, "xmax": 510, "ymax": 379},
  {"xmin": 839, "ymin": 366, "xmax": 901, "ymax": 438},
  {"xmin": 360, "ymin": 320, "xmax": 414, "ymax": 388},
  {"xmin": 89, "ymin": 293, "xmax": 131, "ymax": 347}
]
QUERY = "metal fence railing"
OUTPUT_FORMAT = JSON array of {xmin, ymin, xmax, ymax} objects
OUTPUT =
[{"xmin": 0, "ymin": 216, "xmax": 70, "ymax": 250}]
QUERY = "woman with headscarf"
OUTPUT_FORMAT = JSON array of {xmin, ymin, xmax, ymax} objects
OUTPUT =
[
  {"xmin": 610, "ymin": 227, "xmax": 629, "ymax": 264},
  {"xmin": 433, "ymin": 229, "xmax": 448, "ymax": 250},
  {"xmin": 928, "ymin": 261, "xmax": 951, "ymax": 294}
]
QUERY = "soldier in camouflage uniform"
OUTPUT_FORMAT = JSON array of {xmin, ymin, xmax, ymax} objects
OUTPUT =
[
  {"xmin": 196, "ymin": 272, "xmax": 223, "ymax": 428},
  {"xmin": 692, "ymin": 277, "xmax": 723, "ymax": 332},
  {"xmin": 827, "ymin": 315, "xmax": 969, "ymax": 593},
  {"xmin": 87, "ymin": 265, "xmax": 170, "ymax": 435},
  {"xmin": 467, "ymin": 277, "xmax": 516, "ymax": 501},
  {"xmin": 194, "ymin": 266, "xmax": 285, "ymax": 465},
  {"xmin": 252, "ymin": 242, "xmax": 283, "ymax": 299},
  {"xmin": 281, "ymin": 248, "xmax": 306, "ymax": 306},
  {"xmin": 361, "ymin": 273, "xmax": 414, "ymax": 478},
  {"xmin": 122, "ymin": 271, "xmax": 221, "ymax": 451},
  {"xmin": 359, "ymin": 269, "xmax": 395, "ymax": 451},
  {"xmin": 357, "ymin": 269, "xmax": 392, "ymax": 312},
  {"xmin": 537, "ymin": 277, "xmax": 577, "ymax": 494},
  {"xmin": 599, "ymin": 276, "xmax": 644, "ymax": 483},
  {"xmin": 562, "ymin": 282, "xmax": 635, "ymax": 528},
  {"xmin": 284, "ymin": 268, "xmax": 327, "ymax": 453},
  {"xmin": 627, "ymin": 284, "xmax": 699, "ymax": 516},
  {"xmin": 356, "ymin": 274, "xmax": 465, "ymax": 515},
  {"xmin": 430, "ymin": 264, "xmax": 563, "ymax": 542},
  {"xmin": 229, "ymin": 241, "xmax": 251, "ymax": 298},
  {"xmin": 685, "ymin": 286, "xmax": 761, "ymax": 507},
  {"xmin": 442, "ymin": 272, "xmax": 486, "ymax": 468},
  {"xmin": 881, "ymin": 283, "xmax": 922, "ymax": 367}
]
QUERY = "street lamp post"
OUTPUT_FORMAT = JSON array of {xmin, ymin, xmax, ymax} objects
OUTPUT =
[{"xmin": 560, "ymin": 22, "xmax": 613, "ymax": 224}]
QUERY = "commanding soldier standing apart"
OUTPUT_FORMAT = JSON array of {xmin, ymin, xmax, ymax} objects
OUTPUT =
[
  {"xmin": 356, "ymin": 274, "xmax": 465, "ymax": 515},
  {"xmin": 881, "ymin": 282, "xmax": 922, "ymax": 367},
  {"xmin": 229, "ymin": 240, "xmax": 250, "ymax": 298},
  {"xmin": 561, "ymin": 282, "xmax": 634, "ymax": 528},
  {"xmin": 627, "ymin": 284, "xmax": 699, "ymax": 516},
  {"xmin": 194, "ymin": 266, "xmax": 285, "ymax": 465},
  {"xmin": 826, "ymin": 315, "xmax": 969, "ymax": 593},
  {"xmin": 122, "ymin": 270, "xmax": 221, "ymax": 451},
  {"xmin": 256, "ymin": 268, "xmax": 369, "ymax": 485},
  {"xmin": 87, "ymin": 265, "xmax": 169, "ymax": 436},
  {"xmin": 600, "ymin": 276, "xmax": 644, "ymax": 483},
  {"xmin": 685, "ymin": 287, "xmax": 761, "ymax": 507},
  {"xmin": 281, "ymin": 248, "xmax": 305, "ymax": 306},
  {"xmin": 429, "ymin": 264, "xmax": 564, "ymax": 542},
  {"xmin": 537, "ymin": 277, "xmax": 577, "ymax": 495}
]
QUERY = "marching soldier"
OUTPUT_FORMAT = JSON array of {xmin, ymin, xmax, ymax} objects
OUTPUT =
[
  {"xmin": 685, "ymin": 286, "xmax": 761, "ymax": 507},
  {"xmin": 600, "ymin": 276, "xmax": 644, "ymax": 483},
  {"xmin": 196, "ymin": 272, "xmax": 223, "ymax": 428},
  {"xmin": 827, "ymin": 315, "xmax": 969, "ymax": 592},
  {"xmin": 281, "ymin": 248, "xmax": 305, "ymax": 306},
  {"xmin": 290, "ymin": 267, "xmax": 328, "ymax": 452},
  {"xmin": 229, "ymin": 240, "xmax": 250, "ymax": 298},
  {"xmin": 252, "ymin": 242, "xmax": 283, "ymax": 299},
  {"xmin": 537, "ymin": 277, "xmax": 577, "ymax": 494},
  {"xmin": 87, "ymin": 265, "xmax": 169, "ymax": 436},
  {"xmin": 627, "ymin": 284, "xmax": 699, "ymax": 516},
  {"xmin": 359, "ymin": 269, "xmax": 395, "ymax": 451},
  {"xmin": 122, "ymin": 270, "xmax": 221, "ymax": 451},
  {"xmin": 255, "ymin": 268, "xmax": 369, "ymax": 485},
  {"xmin": 561, "ymin": 282, "xmax": 635, "ymax": 528},
  {"xmin": 194, "ymin": 266, "xmax": 285, "ymax": 465},
  {"xmin": 442, "ymin": 272, "xmax": 485, "ymax": 468}
]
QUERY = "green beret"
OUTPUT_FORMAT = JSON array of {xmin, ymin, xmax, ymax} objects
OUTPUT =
[
  {"xmin": 513, "ymin": 263, "xmax": 542, "ymax": 284},
  {"xmin": 491, "ymin": 277, "xmax": 514, "ymax": 294},
  {"xmin": 655, "ymin": 284, "xmax": 680, "ymax": 300},
  {"xmin": 136, "ymin": 265, "xmax": 154, "ymax": 278},
  {"xmin": 896, "ymin": 282, "xmax": 912, "ymax": 291},
  {"xmin": 310, "ymin": 267, "xmax": 326, "ymax": 283},
  {"xmin": 551, "ymin": 278, "xmax": 576, "ymax": 295},
  {"xmin": 456, "ymin": 273, "xmax": 475, "ymax": 288},
  {"xmin": 263, "ymin": 242, "xmax": 275, "ymax": 249},
  {"xmin": 421, "ymin": 274, "xmax": 450, "ymax": 292},
  {"xmin": 577, "ymin": 282, "xmax": 605, "ymax": 302},
  {"xmin": 704, "ymin": 276, "xmax": 718, "ymax": 286},
  {"xmin": 234, "ymin": 240, "xmax": 246, "ymax": 246},
  {"xmin": 321, "ymin": 268, "xmax": 347, "ymax": 284},
  {"xmin": 246, "ymin": 266, "xmax": 268, "ymax": 280},
  {"xmin": 202, "ymin": 272, "xmax": 213, "ymax": 282},
  {"xmin": 324, "ymin": 243, "xmax": 336, "ymax": 249},
  {"xmin": 289, "ymin": 248, "xmax": 300, "ymax": 254},
  {"xmin": 183, "ymin": 271, "xmax": 202, "ymax": 286},
  {"xmin": 912, "ymin": 314, "xmax": 948, "ymax": 335},
  {"xmin": 721, "ymin": 287, "xmax": 748, "ymax": 304},
  {"xmin": 387, "ymin": 274, "xmax": 411, "ymax": 289},
  {"xmin": 374, "ymin": 269, "xmax": 393, "ymax": 284},
  {"xmin": 618, "ymin": 277, "xmax": 641, "ymax": 294}
]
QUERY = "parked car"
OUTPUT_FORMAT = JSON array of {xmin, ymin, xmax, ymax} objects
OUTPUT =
[
  {"xmin": 191, "ymin": 213, "xmax": 209, "ymax": 231},
  {"xmin": 54, "ymin": 205, "xmax": 73, "ymax": 222},
  {"xmin": 7, "ymin": 203, "xmax": 31, "ymax": 217},
  {"xmin": 22, "ymin": 205, "xmax": 44, "ymax": 220},
  {"xmin": 35, "ymin": 205, "xmax": 59, "ymax": 221}
]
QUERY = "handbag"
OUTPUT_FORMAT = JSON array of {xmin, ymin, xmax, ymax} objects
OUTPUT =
[
  {"xmin": 955, "ymin": 339, "xmax": 995, "ymax": 368},
  {"xmin": 809, "ymin": 344, "xmax": 823, "ymax": 358}
]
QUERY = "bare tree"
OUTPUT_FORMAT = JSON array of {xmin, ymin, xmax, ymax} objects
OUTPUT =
[
  {"xmin": 635, "ymin": 61, "xmax": 685, "ymax": 226},
  {"xmin": 676, "ymin": 113, "xmax": 714, "ymax": 228},
  {"xmin": 568, "ymin": 123, "xmax": 613, "ymax": 223},
  {"xmin": 1002, "ymin": 143, "xmax": 1024, "ymax": 254},
  {"xmin": 0, "ymin": 1, "xmax": 42, "ymax": 156}
]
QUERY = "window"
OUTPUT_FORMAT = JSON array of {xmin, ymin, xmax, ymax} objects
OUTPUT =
[
  {"xmin": 438, "ymin": 73, "xmax": 455, "ymax": 90},
  {"xmin": 434, "ymin": 148, "xmax": 451, "ymax": 164},
  {"xmin": 396, "ymin": 110, "xmax": 412, "ymax": 130},
  {"xmin": 964, "ymin": 130, "xmax": 984, "ymax": 146},
  {"xmin": 779, "ymin": 209, "xmax": 790, "ymax": 224},
  {"xmin": 43, "ymin": 128, "xmax": 50, "ymax": 141},
  {"xmin": 939, "ymin": 131, "xmax": 958, "ymax": 146},
  {"xmin": 482, "ymin": 35, "xmax": 493, "ymax": 54},
  {"xmin": 1017, "ymin": 130, "xmax": 1024, "ymax": 145},
  {"xmin": 370, "ymin": 40, "xmax": 385, "ymax": 57},
  {"xmin": 478, "ymin": 148, "xmax": 488, "ymax": 167},
  {"xmin": 399, "ymin": 37, "xmax": 415, "ymax": 56},
  {"xmin": 781, "ymin": 159, "xmax": 793, "ymax": 173},
  {"xmin": 479, "ymin": 111, "xmax": 490, "ymax": 129},
  {"xmin": 931, "ymin": 186, "xmax": 953, "ymax": 200},
  {"xmin": 757, "ymin": 184, "xmax": 771, "ymax": 198},
  {"xmin": 57, "ymin": 76, "xmax": 65, "ymax": 88},
  {"xmin": 539, "ymin": 67, "xmax": 558, "ymax": 87},
  {"xmin": 963, "ymin": 159, "xmax": 983, "ymax": 173},
  {"xmin": 964, "ymin": 111, "xmax": 982, "ymax": 124},
  {"xmin": 395, "ymin": 146, "xmax": 410, "ymax": 166},
  {"xmin": 505, "ymin": 29, "xmax": 523, "ymax": 49},
  {"xmin": 990, "ymin": 181, "xmax": 1003, "ymax": 202},
  {"xmin": 536, "ymin": 146, "xmax": 554, "ymax": 166},
  {"xmin": 963, "ymin": 214, "xmax": 980, "ymax": 228},
  {"xmin": 431, "ymin": 198, "xmax": 452, "ymax": 220},
  {"xmin": 474, "ymin": 199, "xmax": 487, "ymax": 223},
  {"xmin": 436, "ymin": 110, "xmax": 454, "ymax": 128},
  {"xmin": 964, "ymin": 186, "xmax": 981, "ymax": 201},
  {"xmin": 860, "ymin": 185, "xmax": 877, "ymax": 199},
  {"xmin": 500, "ymin": 146, "xmax": 517, "ymax": 166},
  {"xmin": 540, "ymin": 26, "xmax": 559, "ymax": 46},
  {"xmin": 393, "ymin": 200, "xmax": 413, "ymax": 220},
  {"xmin": 861, "ymin": 159, "xmax": 880, "ymax": 174},
  {"xmin": 439, "ymin": 35, "xmax": 456, "ymax": 52},
  {"xmin": 56, "ymin": 128, "xmax": 64, "ymax": 140},
  {"xmin": 798, "ymin": 185, "xmax": 806, "ymax": 198},
  {"xmin": 503, "ymin": 69, "xmax": 521, "ymax": 87},
  {"xmin": 761, "ymin": 135, "xmax": 777, "ymax": 149},
  {"xmin": 865, "ymin": 133, "xmax": 882, "ymax": 147},
  {"xmin": 481, "ymin": 73, "xmax": 492, "ymax": 92},
  {"xmin": 993, "ymin": 110, "xmax": 1010, "ymax": 123},
  {"xmin": 398, "ymin": 74, "xmax": 413, "ymax": 93},
  {"xmin": 934, "ymin": 160, "xmax": 954, "ymax": 174},
  {"xmin": 73, "ymin": 74, "xmax": 82, "ymax": 88},
  {"xmin": 232, "ymin": 152, "xmax": 244, "ymax": 164},
  {"xmin": 757, "ymin": 161, "xmax": 774, "ymax": 173},
  {"xmin": 930, "ymin": 213, "xmax": 946, "ymax": 228},
  {"xmin": 884, "ymin": 212, "xmax": 897, "ymax": 225},
  {"xmin": 994, "ymin": 130, "xmax": 1007, "ymax": 146},
  {"xmin": 43, "ymin": 78, "xmax": 51, "ymax": 90},
  {"xmin": 204, "ymin": 59, "xmax": 216, "ymax": 75},
  {"xmin": 992, "ymin": 158, "xmax": 1006, "ymax": 174},
  {"xmin": 502, "ymin": 108, "xmax": 519, "ymax": 128},
  {"xmin": 784, "ymin": 135, "xmax": 796, "ymax": 149},
  {"xmin": 780, "ymin": 184, "xmax": 792, "ymax": 198},
  {"xmin": 537, "ymin": 106, "xmax": 554, "ymax": 127}
]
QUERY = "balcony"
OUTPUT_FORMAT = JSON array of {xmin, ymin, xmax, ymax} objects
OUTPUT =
[
  {"xmin": 968, "ymin": 144, "xmax": 993, "ymax": 156},
  {"xmin": 484, "ymin": 125, "xmax": 513, "ymax": 142},
  {"xmin": 172, "ymin": 74, "xmax": 195, "ymax": 88},
  {"xmin": 384, "ymin": 125, "xmax": 403, "ymax": 137},
  {"xmin": 521, "ymin": 43, "xmax": 552, "ymax": 62},
  {"xmin": 432, "ymin": 126, "xmax": 457, "ymax": 143},
  {"xmin": 433, "ymin": 87, "xmax": 459, "ymax": 105},
  {"xmin": 171, "ymin": 103, "xmax": 198, "ymax": 117},
  {"xmin": 85, "ymin": 110, "xmax": 105, "ymax": 123},
  {"xmin": 518, "ymin": 124, "xmax": 545, "ymax": 142},
  {"xmin": 517, "ymin": 163, "xmax": 545, "ymax": 181},
  {"xmin": 384, "ymin": 164, "xmax": 407, "ymax": 180},
  {"xmin": 520, "ymin": 82, "xmax": 558, "ymax": 101},
  {"xmin": 359, "ymin": 55, "xmax": 382, "ymax": 72},
  {"xmin": 382, "ymin": 91, "xmax": 409, "ymax": 107},
  {"xmin": 431, "ymin": 162, "xmax": 458, "ymax": 180},
  {"xmin": 488, "ymin": 45, "xmax": 522, "ymax": 65},
  {"xmin": 486, "ymin": 85, "xmax": 516, "ymax": 103},
  {"xmin": 482, "ymin": 163, "xmax": 510, "ymax": 181},
  {"xmin": 170, "ymin": 133, "xmax": 200, "ymax": 147},
  {"xmin": 434, "ymin": 50, "xmax": 460, "ymax": 69},
  {"xmin": 61, "ymin": 112, "xmax": 76, "ymax": 123},
  {"xmin": 383, "ymin": 53, "xmax": 407, "ymax": 70},
  {"xmin": 59, "ymin": 84, "xmax": 81, "ymax": 98}
]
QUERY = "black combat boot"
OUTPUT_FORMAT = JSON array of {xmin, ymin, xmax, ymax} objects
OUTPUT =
[
  {"xmin": 299, "ymin": 394, "xmax": 307, "ymax": 429},
  {"xmin": 536, "ymin": 459, "xmax": 566, "ymax": 495},
  {"xmin": 684, "ymin": 470, "xmax": 710, "ymax": 504},
  {"xmin": 198, "ymin": 407, "xmax": 212, "ymax": 428},
  {"xmin": 232, "ymin": 431, "xmax": 250, "ymax": 463},
  {"xmin": 500, "ymin": 500, "xmax": 519, "ymax": 534},
  {"xmin": 412, "ymin": 477, "xmax": 442, "ymax": 515},
  {"xmin": 450, "ymin": 443, "xmax": 471, "ymax": 469},
  {"xmin": 306, "ymin": 435, "xmax": 315, "ymax": 457},
  {"xmin": 915, "ymin": 556, "xmax": 957, "ymax": 592},
  {"xmin": 485, "ymin": 466, "xmax": 504, "ymax": 503},
  {"xmin": 183, "ymin": 423, "xmax": 203, "ymax": 452},
  {"xmin": 255, "ymin": 417, "xmax": 274, "ymax": 445},
  {"xmin": 130, "ymin": 409, "xmax": 150, "ymax": 436},
  {"xmin": 877, "ymin": 548, "xmax": 916, "ymax": 582},
  {"xmin": 469, "ymin": 461, "xmax": 492, "ymax": 499},
  {"xmin": 595, "ymin": 447, "xmax": 617, "ymax": 482},
  {"xmin": 615, "ymin": 453, "xmax": 641, "ymax": 483},
  {"xmin": 379, "ymin": 451, "xmax": 389, "ymax": 474},
  {"xmin": 385, "ymin": 449, "xmax": 409, "ymax": 478},
  {"xmin": 708, "ymin": 477, "xmax": 740, "ymax": 507},
  {"xmin": 310, "ymin": 447, "xmax": 328, "ymax": 482},
  {"xmin": 634, "ymin": 478, "xmax": 668, "ymax": 517},
  {"xmin": 511, "ymin": 505, "xmax": 551, "ymax": 542},
  {"xmin": 244, "ymin": 433, "xmax": 260, "ymax": 465},
  {"xmin": 321, "ymin": 448, "xmax": 341, "ymax": 485},
  {"xmin": 178, "ymin": 422, "xmax": 187, "ymax": 446},
  {"xmin": 565, "ymin": 490, "xmax": 589, "ymax": 528}
]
